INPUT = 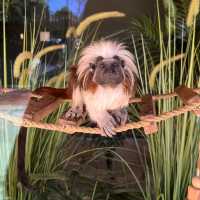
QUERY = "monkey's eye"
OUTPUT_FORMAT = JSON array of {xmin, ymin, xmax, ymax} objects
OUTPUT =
[
  {"xmin": 96, "ymin": 56, "xmax": 104, "ymax": 62},
  {"xmin": 113, "ymin": 55, "xmax": 120, "ymax": 60},
  {"xmin": 89, "ymin": 63, "xmax": 96, "ymax": 70}
]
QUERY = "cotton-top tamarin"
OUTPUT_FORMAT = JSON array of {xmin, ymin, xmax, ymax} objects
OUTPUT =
[{"xmin": 64, "ymin": 40, "xmax": 138, "ymax": 137}]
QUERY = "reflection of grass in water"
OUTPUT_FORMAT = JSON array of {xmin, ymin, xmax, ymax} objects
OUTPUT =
[{"xmin": 2, "ymin": 0, "xmax": 200, "ymax": 200}]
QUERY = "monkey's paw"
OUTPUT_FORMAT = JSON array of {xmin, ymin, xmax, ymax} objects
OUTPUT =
[
  {"xmin": 108, "ymin": 108, "xmax": 128, "ymax": 126},
  {"xmin": 58, "ymin": 106, "xmax": 85, "ymax": 126},
  {"xmin": 96, "ymin": 112, "xmax": 118, "ymax": 137}
]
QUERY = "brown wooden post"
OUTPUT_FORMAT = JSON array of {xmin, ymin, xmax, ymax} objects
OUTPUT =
[
  {"xmin": 140, "ymin": 95, "xmax": 158, "ymax": 134},
  {"xmin": 186, "ymin": 143, "xmax": 200, "ymax": 200},
  {"xmin": 175, "ymin": 85, "xmax": 200, "ymax": 117}
]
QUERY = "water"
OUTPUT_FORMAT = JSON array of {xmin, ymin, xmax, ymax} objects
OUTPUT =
[{"xmin": 0, "ymin": 108, "xmax": 26, "ymax": 199}]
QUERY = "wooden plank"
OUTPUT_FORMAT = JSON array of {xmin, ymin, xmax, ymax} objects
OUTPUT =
[
  {"xmin": 175, "ymin": 85, "xmax": 200, "ymax": 116},
  {"xmin": 192, "ymin": 177, "xmax": 200, "ymax": 189},
  {"xmin": 24, "ymin": 96, "xmax": 63, "ymax": 122},
  {"xmin": 187, "ymin": 185, "xmax": 200, "ymax": 200},
  {"xmin": 140, "ymin": 95, "xmax": 158, "ymax": 134}
]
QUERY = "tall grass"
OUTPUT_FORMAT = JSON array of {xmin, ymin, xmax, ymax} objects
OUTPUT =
[
  {"xmin": 136, "ymin": 31, "xmax": 200, "ymax": 199},
  {"xmin": 1, "ymin": 0, "xmax": 200, "ymax": 200},
  {"xmin": 132, "ymin": 1, "xmax": 200, "ymax": 199},
  {"xmin": 2, "ymin": 0, "xmax": 7, "ymax": 87}
]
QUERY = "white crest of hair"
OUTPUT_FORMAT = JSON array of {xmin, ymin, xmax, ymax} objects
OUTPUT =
[{"xmin": 77, "ymin": 40, "xmax": 138, "ymax": 79}]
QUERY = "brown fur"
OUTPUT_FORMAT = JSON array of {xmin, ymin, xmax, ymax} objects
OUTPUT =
[
  {"xmin": 83, "ymin": 72, "xmax": 98, "ymax": 93},
  {"xmin": 68, "ymin": 65, "xmax": 78, "ymax": 89},
  {"xmin": 78, "ymin": 69, "xmax": 98, "ymax": 93},
  {"xmin": 123, "ymin": 79, "xmax": 132, "ymax": 95},
  {"xmin": 122, "ymin": 70, "xmax": 133, "ymax": 95}
]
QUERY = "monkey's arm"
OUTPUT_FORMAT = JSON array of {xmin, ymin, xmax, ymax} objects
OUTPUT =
[
  {"xmin": 108, "ymin": 108, "xmax": 128, "ymax": 126},
  {"xmin": 85, "ymin": 108, "xmax": 117, "ymax": 137},
  {"xmin": 61, "ymin": 86, "xmax": 85, "ymax": 124}
]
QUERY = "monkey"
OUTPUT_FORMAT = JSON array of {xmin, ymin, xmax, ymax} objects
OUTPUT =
[
  {"xmin": 16, "ymin": 40, "xmax": 138, "ymax": 191},
  {"xmin": 62, "ymin": 40, "xmax": 138, "ymax": 137}
]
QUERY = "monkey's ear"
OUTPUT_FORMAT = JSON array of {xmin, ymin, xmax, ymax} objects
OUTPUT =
[
  {"xmin": 70, "ymin": 64, "xmax": 78, "ymax": 68},
  {"xmin": 96, "ymin": 56, "xmax": 104, "ymax": 62},
  {"xmin": 69, "ymin": 65, "xmax": 78, "ymax": 73}
]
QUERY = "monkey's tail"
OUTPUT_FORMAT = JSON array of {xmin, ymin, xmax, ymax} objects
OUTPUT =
[{"xmin": 17, "ymin": 127, "xmax": 37, "ymax": 191}]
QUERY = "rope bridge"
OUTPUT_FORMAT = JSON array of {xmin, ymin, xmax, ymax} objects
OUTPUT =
[
  {"xmin": 1, "ymin": 86, "xmax": 200, "ymax": 198},
  {"xmin": 0, "ymin": 86, "xmax": 199, "ymax": 135}
]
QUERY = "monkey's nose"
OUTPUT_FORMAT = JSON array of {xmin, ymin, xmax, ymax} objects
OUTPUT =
[
  {"xmin": 111, "ymin": 62, "xmax": 119, "ymax": 68},
  {"xmin": 110, "ymin": 62, "xmax": 119, "ymax": 73}
]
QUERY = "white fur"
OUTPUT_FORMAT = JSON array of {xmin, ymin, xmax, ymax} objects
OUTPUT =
[
  {"xmin": 77, "ymin": 40, "xmax": 138, "ymax": 80},
  {"xmin": 82, "ymin": 84, "xmax": 129, "ymax": 116},
  {"xmin": 82, "ymin": 84, "xmax": 130, "ymax": 136}
]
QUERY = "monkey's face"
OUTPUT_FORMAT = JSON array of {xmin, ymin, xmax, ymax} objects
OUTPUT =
[
  {"xmin": 77, "ymin": 40, "xmax": 138, "ymax": 92},
  {"xmin": 92, "ymin": 55, "xmax": 125, "ymax": 86}
]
